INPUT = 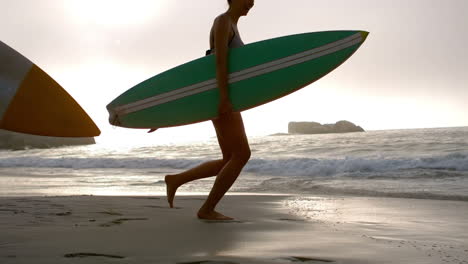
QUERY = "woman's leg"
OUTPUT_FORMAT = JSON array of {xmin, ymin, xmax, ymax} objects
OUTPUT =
[
  {"xmin": 165, "ymin": 159, "xmax": 227, "ymax": 208},
  {"xmin": 197, "ymin": 112, "xmax": 251, "ymax": 220},
  {"xmin": 165, "ymin": 114, "xmax": 235, "ymax": 208}
]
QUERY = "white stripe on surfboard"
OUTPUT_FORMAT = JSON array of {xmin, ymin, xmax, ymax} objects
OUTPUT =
[
  {"xmin": 119, "ymin": 37, "xmax": 363, "ymax": 114},
  {"xmin": 115, "ymin": 32, "xmax": 363, "ymax": 116},
  {"xmin": 123, "ymin": 32, "xmax": 362, "ymax": 113}
]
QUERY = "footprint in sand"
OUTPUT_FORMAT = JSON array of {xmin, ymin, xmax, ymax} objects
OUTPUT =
[
  {"xmin": 99, "ymin": 218, "xmax": 148, "ymax": 227},
  {"xmin": 278, "ymin": 256, "xmax": 335, "ymax": 263},
  {"xmin": 276, "ymin": 218, "xmax": 308, "ymax": 222},
  {"xmin": 0, "ymin": 208, "xmax": 25, "ymax": 214},
  {"xmin": 97, "ymin": 210, "xmax": 123, "ymax": 216},
  {"xmin": 200, "ymin": 220, "xmax": 246, "ymax": 224},
  {"xmin": 50, "ymin": 203, "xmax": 66, "ymax": 208},
  {"xmin": 177, "ymin": 261, "xmax": 239, "ymax": 264},
  {"xmin": 54, "ymin": 211, "xmax": 72, "ymax": 216},
  {"xmin": 64, "ymin": 252, "xmax": 125, "ymax": 259}
]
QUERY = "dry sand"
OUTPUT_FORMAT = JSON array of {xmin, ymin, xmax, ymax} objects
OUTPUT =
[{"xmin": 1, "ymin": 194, "xmax": 467, "ymax": 264}]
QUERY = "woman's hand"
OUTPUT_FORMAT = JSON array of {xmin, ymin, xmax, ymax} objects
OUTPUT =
[{"xmin": 218, "ymin": 96, "xmax": 233, "ymax": 117}]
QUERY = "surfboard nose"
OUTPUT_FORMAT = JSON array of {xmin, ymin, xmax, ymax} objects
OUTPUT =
[
  {"xmin": 106, "ymin": 104, "xmax": 121, "ymax": 126},
  {"xmin": 360, "ymin": 31, "xmax": 370, "ymax": 41}
]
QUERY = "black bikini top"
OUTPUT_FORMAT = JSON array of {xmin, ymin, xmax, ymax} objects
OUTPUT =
[{"xmin": 206, "ymin": 25, "xmax": 244, "ymax": 56}]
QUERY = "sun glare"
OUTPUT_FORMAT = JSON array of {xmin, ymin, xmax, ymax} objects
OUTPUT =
[{"xmin": 66, "ymin": 0, "xmax": 169, "ymax": 26}]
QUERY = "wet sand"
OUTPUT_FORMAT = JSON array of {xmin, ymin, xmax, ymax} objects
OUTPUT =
[{"xmin": 1, "ymin": 194, "xmax": 467, "ymax": 264}]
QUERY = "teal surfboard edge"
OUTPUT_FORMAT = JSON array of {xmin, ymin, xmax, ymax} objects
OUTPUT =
[
  {"xmin": 108, "ymin": 30, "xmax": 369, "ymax": 129},
  {"xmin": 109, "ymin": 30, "xmax": 361, "ymax": 107},
  {"xmin": 120, "ymin": 43, "xmax": 363, "ymax": 128}
]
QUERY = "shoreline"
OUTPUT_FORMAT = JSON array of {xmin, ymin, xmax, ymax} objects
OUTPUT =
[
  {"xmin": 1, "ymin": 194, "xmax": 467, "ymax": 263},
  {"xmin": 2, "ymin": 190, "xmax": 468, "ymax": 203}
]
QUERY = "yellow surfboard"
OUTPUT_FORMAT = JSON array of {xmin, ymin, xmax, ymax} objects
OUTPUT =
[{"xmin": 0, "ymin": 41, "xmax": 100, "ymax": 138}]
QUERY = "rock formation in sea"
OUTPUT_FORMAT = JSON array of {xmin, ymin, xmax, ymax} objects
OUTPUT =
[{"xmin": 288, "ymin": 120, "xmax": 365, "ymax": 134}]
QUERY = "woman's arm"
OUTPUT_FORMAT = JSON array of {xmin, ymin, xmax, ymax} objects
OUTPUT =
[{"xmin": 213, "ymin": 15, "xmax": 233, "ymax": 116}]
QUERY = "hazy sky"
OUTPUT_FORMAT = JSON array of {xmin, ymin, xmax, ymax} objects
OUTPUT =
[{"xmin": 1, "ymin": 0, "xmax": 467, "ymax": 143}]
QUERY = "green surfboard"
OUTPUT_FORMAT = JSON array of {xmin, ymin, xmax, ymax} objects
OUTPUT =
[{"xmin": 107, "ymin": 30, "xmax": 369, "ymax": 129}]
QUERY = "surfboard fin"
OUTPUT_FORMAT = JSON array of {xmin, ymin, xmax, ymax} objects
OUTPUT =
[{"xmin": 147, "ymin": 128, "xmax": 159, "ymax": 133}]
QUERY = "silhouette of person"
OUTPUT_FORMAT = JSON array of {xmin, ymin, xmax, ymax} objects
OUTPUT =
[{"xmin": 165, "ymin": 0, "xmax": 255, "ymax": 220}]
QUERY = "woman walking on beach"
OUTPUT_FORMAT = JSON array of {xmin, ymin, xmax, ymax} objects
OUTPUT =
[{"xmin": 164, "ymin": 0, "xmax": 255, "ymax": 220}]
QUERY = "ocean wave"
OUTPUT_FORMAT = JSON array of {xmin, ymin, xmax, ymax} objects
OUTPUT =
[
  {"xmin": 239, "ymin": 178, "xmax": 468, "ymax": 202},
  {"xmin": 245, "ymin": 153, "xmax": 468, "ymax": 176},
  {"xmin": 1, "ymin": 152, "xmax": 468, "ymax": 176},
  {"xmin": 0, "ymin": 157, "xmax": 203, "ymax": 170}
]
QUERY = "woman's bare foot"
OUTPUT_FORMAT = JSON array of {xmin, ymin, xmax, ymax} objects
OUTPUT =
[
  {"xmin": 197, "ymin": 209, "xmax": 234, "ymax": 220},
  {"xmin": 165, "ymin": 175, "xmax": 179, "ymax": 208}
]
